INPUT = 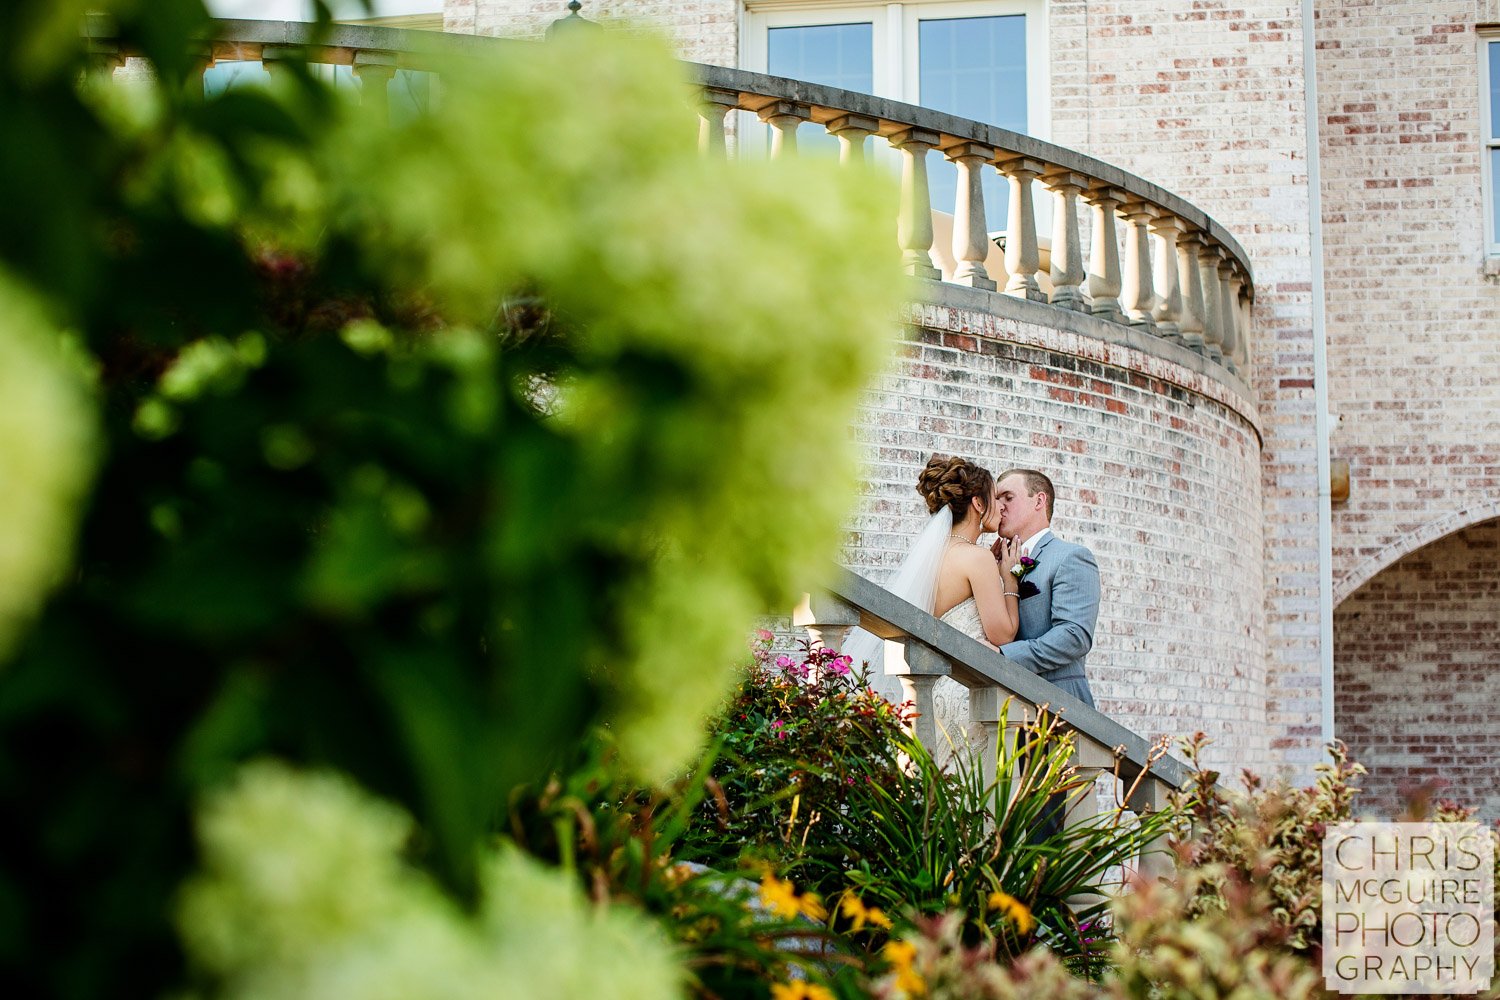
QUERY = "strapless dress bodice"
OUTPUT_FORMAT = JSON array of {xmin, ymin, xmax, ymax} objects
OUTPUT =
[{"xmin": 938, "ymin": 596, "xmax": 986, "ymax": 643}]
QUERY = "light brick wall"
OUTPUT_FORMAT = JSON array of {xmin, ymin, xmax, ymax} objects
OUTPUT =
[
  {"xmin": 849, "ymin": 298, "xmax": 1268, "ymax": 773},
  {"xmin": 1314, "ymin": 1, "xmax": 1500, "ymax": 806},
  {"xmin": 1334, "ymin": 519, "xmax": 1500, "ymax": 821},
  {"xmin": 1044, "ymin": 2, "xmax": 1321, "ymax": 776},
  {"xmin": 1317, "ymin": 0, "xmax": 1500, "ymax": 592},
  {"xmin": 445, "ymin": 0, "xmax": 737, "ymax": 65}
]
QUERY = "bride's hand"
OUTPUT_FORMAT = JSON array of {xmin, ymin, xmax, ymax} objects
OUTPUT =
[{"xmin": 992, "ymin": 535, "xmax": 1022, "ymax": 575}]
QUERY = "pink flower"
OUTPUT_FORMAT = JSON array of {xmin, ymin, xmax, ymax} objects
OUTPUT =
[
  {"xmin": 756, "ymin": 628, "xmax": 774, "ymax": 642},
  {"xmin": 770, "ymin": 719, "xmax": 789, "ymax": 740},
  {"xmin": 775, "ymin": 655, "xmax": 795, "ymax": 669},
  {"xmin": 828, "ymin": 655, "xmax": 852, "ymax": 676}
]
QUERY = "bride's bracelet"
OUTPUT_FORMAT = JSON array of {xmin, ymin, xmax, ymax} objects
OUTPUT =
[{"xmin": 1003, "ymin": 590, "xmax": 1019, "ymax": 599}]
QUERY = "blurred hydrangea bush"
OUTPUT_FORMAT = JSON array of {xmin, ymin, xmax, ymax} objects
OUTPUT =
[{"xmin": 0, "ymin": 1, "xmax": 902, "ymax": 995}]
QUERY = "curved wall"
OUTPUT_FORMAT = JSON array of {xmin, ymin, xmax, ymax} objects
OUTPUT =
[{"xmin": 845, "ymin": 286, "xmax": 1270, "ymax": 775}]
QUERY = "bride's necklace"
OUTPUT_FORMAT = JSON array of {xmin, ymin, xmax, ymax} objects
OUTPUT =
[{"xmin": 948, "ymin": 533, "xmax": 980, "ymax": 546}]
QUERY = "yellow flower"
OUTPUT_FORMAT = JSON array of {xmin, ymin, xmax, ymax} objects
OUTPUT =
[
  {"xmin": 760, "ymin": 874, "xmax": 801, "ymax": 919},
  {"xmin": 986, "ymin": 890, "xmax": 1037, "ymax": 935},
  {"xmin": 839, "ymin": 893, "xmax": 892, "ymax": 931},
  {"xmin": 882, "ymin": 939, "xmax": 925, "ymax": 997},
  {"xmin": 760, "ymin": 873, "xmax": 826, "ymax": 921},
  {"xmin": 770, "ymin": 982, "xmax": 836, "ymax": 1000}
]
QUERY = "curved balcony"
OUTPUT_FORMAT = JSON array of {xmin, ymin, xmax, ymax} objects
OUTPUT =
[
  {"xmin": 696, "ymin": 64, "xmax": 1255, "ymax": 385},
  {"xmin": 86, "ymin": 16, "xmax": 1240, "ymax": 818}
]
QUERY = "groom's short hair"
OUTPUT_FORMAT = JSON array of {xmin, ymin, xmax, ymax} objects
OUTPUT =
[{"xmin": 999, "ymin": 468, "xmax": 1056, "ymax": 521}]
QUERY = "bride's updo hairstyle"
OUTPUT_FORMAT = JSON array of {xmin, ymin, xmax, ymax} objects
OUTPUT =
[{"xmin": 916, "ymin": 454, "xmax": 994, "ymax": 522}]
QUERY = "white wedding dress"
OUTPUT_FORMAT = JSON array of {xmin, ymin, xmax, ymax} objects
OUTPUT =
[
  {"xmin": 930, "ymin": 596, "xmax": 987, "ymax": 757},
  {"xmin": 842, "ymin": 509, "xmax": 985, "ymax": 755}
]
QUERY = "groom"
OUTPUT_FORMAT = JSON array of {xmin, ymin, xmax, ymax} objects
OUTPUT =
[{"xmin": 989, "ymin": 469, "xmax": 1098, "ymax": 710}]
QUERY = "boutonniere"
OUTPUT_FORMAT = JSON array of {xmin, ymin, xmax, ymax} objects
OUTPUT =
[{"xmin": 1009, "ymin": 555, "xmax": 1038, "ymax": 581}]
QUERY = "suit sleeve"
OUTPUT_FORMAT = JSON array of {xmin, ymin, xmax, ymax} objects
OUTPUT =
[{"xmin": 998, "ymin": 546, "xmax": 1100, "ymax": 674}]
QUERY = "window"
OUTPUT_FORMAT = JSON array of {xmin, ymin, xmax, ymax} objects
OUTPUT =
[
  {"xmin": 744, "ymin": 0, "xmax": 1047, "ymax": 229},
  {"xmin": 1484, "ymin": 36, "xmax": 1500, "ymax": 254}
]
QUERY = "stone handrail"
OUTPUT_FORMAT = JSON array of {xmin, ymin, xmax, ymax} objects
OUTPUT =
[
  {"xmin": 796, "ymin": 567, "xmax": 1189, "ymax": 821},
  {"xmin": 85, "ymin": 17, "xmax": 1256, "ymax": 377}
]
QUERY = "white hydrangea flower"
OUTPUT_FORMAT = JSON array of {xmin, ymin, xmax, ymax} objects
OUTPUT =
[
  {"xmin": 0, "ymin": 270, "xmax": 97, "ymax": 664},
  {"xmin": 179, "ymin": 761, "xmax": 685, "ymax": 1000}
]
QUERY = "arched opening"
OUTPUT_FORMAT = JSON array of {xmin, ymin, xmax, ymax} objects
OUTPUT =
[{"xmin": 1334, "ymin": 518, "xmax": 1500, "ymax": 820}]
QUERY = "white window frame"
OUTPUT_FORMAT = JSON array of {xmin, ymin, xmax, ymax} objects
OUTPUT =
[
  {"xmin": 742, "ymin": 0, "xmax": 1049, "ymax": 140},
  {"xmin": 1482, "ymin": 32, "xmax": 1500, "ymax": 255}
]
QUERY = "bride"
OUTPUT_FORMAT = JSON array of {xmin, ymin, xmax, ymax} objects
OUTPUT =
[
  {"xmin": 845, "ymin": 454, "xmax": 1022, "ymax": 693},
  {"xmin": 920, "ymin": 454, "xmax": 1022, "ymax": 648}
]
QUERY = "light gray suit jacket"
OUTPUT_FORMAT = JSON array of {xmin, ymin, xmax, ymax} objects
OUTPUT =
[{"xmin": 998, "ymin": 532, "xmax": 1099, "ymax": 708}]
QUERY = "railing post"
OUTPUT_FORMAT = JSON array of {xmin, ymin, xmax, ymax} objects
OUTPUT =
[
  {"xmin": 1064, "ymin": 739, "xmax": 1119, "ymax": 828},
  {"xmin": 1177, "ymin": 230, "xmax": 1208, "ymax": 354},
  {"xmin": 352, "ymin": 50, "xmax": 397, "ymax": 123},
  {"xmin": 1197, "ymin": 242, "xmax": 1225, "ymax": 364},
  {"xmin": 1120, "ymin": 201, "xmax": 1157, "ymax": 331},
  {"xmin": 1126, "ymin": 777, "xmax": 1177, "ymax": 883},
  {"xmin": 758, "ymin": 100, "xmax": 811, "ymax": 159},
  {"xmin": 1046, "ymin": 171, "xmax": 1090, "ymax": 312},
  {"xmin": 1000, "ymin": 157, "xmax": 1046, "ymax": 302},
  {"xmin": 1218, "ymin": 259, "xmax": 1241, "ymax": 375},
  {"xmin": 894, "ymin": 641, "xmax": 951, "ymax": 753},
  {"xmin": 1149, "ymin": 214, "xmax": 1186, "ymax": 343},
  {"xmin": 1230, "ymin": 274, "xmax": 1251, "ymax": 373},
  {"xmin": 890, "ymin": 127, "xmax": 942, "ymax": 280},
  {"xmin": 792, "ymin": 592, "xmax": 862, "ymax": 658},
  {"xmin": 827, "ymin": 113, "xmax": 878, "ymax": 166},
  {"xmin": 968, "ymin": 687, "xmax": 1003, "ymax": 791},
  {"xmin": 261, "ymin": 44, "xmax": 300, "ymax": 80},
  {"xmin": 1087, "ymin": 187, "xmax": 1126, "ymax": 323},
  {"xmin": 945, "ymin": 142, "xmax": 998, "ymax": 291},
  {"xmin": 698, "ymin": 87, "xmax": 738, "ymax": 158}
]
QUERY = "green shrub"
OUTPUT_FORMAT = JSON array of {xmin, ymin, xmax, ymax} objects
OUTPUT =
[
  {"xmin": 0, "ymin": 3, "xmax": 905, "ymax": 996},
  {"xmin": 682, "ymin": 636, "xmax": 913, "ymax": 886},
  {"xmin": 836, "ymin": 707, "xmax": 1176, "ymax": 972},
  {"xmin": 1171, "ymin": 733, "xmax": 1365, "ymax": 956}
]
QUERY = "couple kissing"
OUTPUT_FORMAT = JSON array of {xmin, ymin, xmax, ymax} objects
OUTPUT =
[{"xmin": 846, "ymin": 454, "xmax": 1098, "ymax": 710}]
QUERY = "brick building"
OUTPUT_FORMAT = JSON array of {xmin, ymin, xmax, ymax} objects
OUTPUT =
[{"xmin": 439, "ymin": 0, "xmax": 1500, "ymax": 815}]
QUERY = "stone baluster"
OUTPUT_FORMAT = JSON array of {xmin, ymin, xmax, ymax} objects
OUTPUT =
[
  {"xmin": 1064, "ymin": 740, "xmax": 1120, "ymax": 828},
  {"xmin": 758, "ymin": 100, "xmax": 810, "ymax": 159},
  {"xmin": 969, "ymin": 688, "xmax": 1032, "ymax": 795},
  {"xmin": 897, "ymin": 641, "xmax": 952, "ymax": 753},
  {"xmin": 1176, "ymin": 231, "xmax": 1208, "ymax": 354},
  {"xmin": 1127, "ymin": 776, "xmax": 1177, "ymax": 882},
  {"xmin": 792, "ymin": 591, "xmax": 863, "ymax": 661},
  {"xmin": 828, "ymin": 113, "xmax": 878, "ymax": 166},
  {"xmin": 1087, "ymin": 188, "xmax": 1126, "ymax": 323},
  {"xmin": 697, "ymin": 87, "xmax": 738, "ymax": 157},
  {"xmin": 1230, "ymin": 275, "xmax": 1250, "ymax": 372},
  {"xmin": 945, "ymin": 143, "xmax": 998, "ymax": 291},
  {"xmin": 1220, "ymin": 266, "xmax": 1244, "ymax": 375},
  {"xmin": 1149, "ymin": 214, "xmax": 1186, "ymax": 343},
  {"xmin": 1120, "ymin": 201, "xmax": 1157, "ymax": 331},
  {"xmin": 261, "ymin": 44, "xmax": 300, "ymax": 81},
  {"xmin": 891, "ymin": 128, "xmax": 942, "ymax": 280},
  {"xmin": 1000, "ymin": 157, "xmax": 1046, "ymax": 301},
  {"xmin": 1197, "ymin": 243, "xmax": 1225, "ymax": 364},
  {"xmin": 1046, "ymin": 172, "xmax": 1089, "ymax": 312},
  {"xmin": 352, "ymin": 51, "xmax": 398, "ymax": 123}
]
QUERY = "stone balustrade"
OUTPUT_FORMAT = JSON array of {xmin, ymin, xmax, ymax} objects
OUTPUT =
[
  {"xmin": 694, "ymin": 64, "xmax": 1256, "ymax": 378},
  {"xmin": 796, "ymin": 568, "xmax": 1186, "ymax": 871},
  {"xmin": 86, "ymin": 18, "xmax": 1256, "ymax": 381}
]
